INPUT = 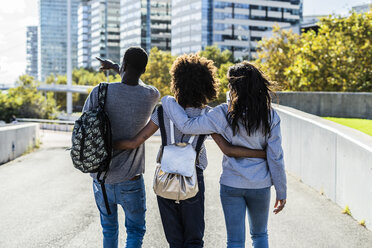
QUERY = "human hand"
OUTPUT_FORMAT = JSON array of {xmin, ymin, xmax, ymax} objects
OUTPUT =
[
  {"xmin": 96, "ymin": 57, "xmax": 116, "ymax": 71},
  {"xmin": 273, "ymin": 199, "xmax": 286, "ymax": 214}
]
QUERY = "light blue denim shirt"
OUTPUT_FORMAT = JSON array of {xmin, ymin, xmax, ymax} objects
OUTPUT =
[{"xmin": 161, "ymin": 96, "xmax": 287, "ymax": 200}]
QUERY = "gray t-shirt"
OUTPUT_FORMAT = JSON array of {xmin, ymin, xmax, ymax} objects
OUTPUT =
[
  {"xmin": 83, "ymin": 81, "xmax": 160, "ymax": 184},
  {"xmin": 151, "ymin": 105, "xmax": 210, "ymax": 170}
]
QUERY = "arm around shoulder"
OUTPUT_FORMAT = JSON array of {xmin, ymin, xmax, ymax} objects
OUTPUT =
[
  {"xmin": 211, "ymin": 134, "xmax": 266, "ymax": 158},
  {"xmin": 161, "ymin": 96, "xmax": 224, "ymax": 135}
]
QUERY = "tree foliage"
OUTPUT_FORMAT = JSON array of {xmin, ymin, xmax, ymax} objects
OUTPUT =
[
  {"xmin": 199, "ymin": 45, "xmax": 234, "ymax": 68},
  {"xmin": 256, "ymin": 12, "xmax": 372, "ymax": 91},
  {"xmin": 0, "ymin": 75, "xmax": 57, "ymax": 122},
  {"xmin": 44, "ymin": 68, "xmax": 121, "ymax": 111},
  {"xmin": 255, "ymin": 25, "xmax": 302, "ymax": 90},
  {"xmin": 216, "ymin": 61, "xmax": 234, "ymax": 103},
  {"xmin": 142, "ymin": 47, "xmax": 175, "ymax": 97}
]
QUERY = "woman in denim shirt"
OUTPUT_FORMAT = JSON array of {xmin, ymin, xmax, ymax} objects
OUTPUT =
[{"xmin": 161, "ymin": 61, "xmax": 287, "ymax": 248}]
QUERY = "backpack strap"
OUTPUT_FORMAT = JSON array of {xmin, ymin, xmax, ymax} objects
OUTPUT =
[
  {"xmin": 98, "ymin": 83, "xmax": 109, "ymax": 110},
  {"xmin": 195, "ymin": 134, "xmax": 206, "ymax": 165},
  {"xmin": 157, "ymin": 105, "xmax": 167, "ymax": 147},
  {"xmin": 169, "ymin": 119, "xmax": 195, "ymax": 144},
  {"xmin": 96, "ymin": 82, "xmax": 111, "ymax": 215},
  {"xmin": 96, "ymin": 162, "xmax": 112, "ymax": 215},
  {"xmin": 195, "ymin": 108, "xmax": 207, "ymax": 164}
]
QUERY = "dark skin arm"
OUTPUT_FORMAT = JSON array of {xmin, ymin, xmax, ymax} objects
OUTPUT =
[
  {"xmin": 96, "ymin": 57, "xmax": 120, "ymax": 74},
  {"xmin": 114, "ymin": 122, "xmax": 266, "ymax": 159},
  {"xmin": 211, "ymin": 134, "xmax": 266, "ymax": 158}
]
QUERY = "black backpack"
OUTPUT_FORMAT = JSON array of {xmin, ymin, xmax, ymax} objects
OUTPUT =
[{"xmin": 70, "ymin": 83, "xmax": 113, "ymax": 214}]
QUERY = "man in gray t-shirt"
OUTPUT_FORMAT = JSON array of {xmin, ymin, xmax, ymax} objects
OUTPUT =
[{"xmin": 83, "ymin": 47, "xmax": 159, "ymax": 247}]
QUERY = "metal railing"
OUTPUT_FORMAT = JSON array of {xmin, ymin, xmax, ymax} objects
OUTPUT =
[
  {"xmin": 17, "ymin": 118, "xmax": 75, "ymax": 132},
  {"xmin": 0, "ymin": 84, "xmax": 92, "ymax": 94},
  {"xmin": 17, "ymin": 118, "xmax": 75, "ymax": 125}
]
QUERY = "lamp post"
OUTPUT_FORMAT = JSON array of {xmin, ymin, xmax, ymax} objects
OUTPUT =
[
  {"xmin": 67, "ymin": 0, "xmax": 73, "ymax": 115},
  {"xmin": 105, "ymin": 0, "xmax": 109, "ymax": 82}
]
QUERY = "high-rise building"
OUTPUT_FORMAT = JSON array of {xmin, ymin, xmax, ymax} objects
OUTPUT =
[
  {"xmin": 26, "ymin": 26, "xmax": 38, "ymax": 79},
  {"xmin": 90, "ymin": 0, "xmax": 121, "ymax": 69},
  {"xmin": 149, "ymin": 0, "xmax": 172, "ymax": 51},
  {"xmin": 172, "ymin": 0, "xmax": 302, "ymax": 59},
  {"xmin": 38, "ymin": 0, "xmax": 79, "ymax": 81},
  {"xmin": 120, "ymin": 0, "xmax": 171, "ymax": 57},
  {"xmin": 171, "ymin": 0, "xmax": 213, "ymax": 55},
  {"xmin": 78, "ymin": 0, "xmax": 92, "ymax": 68},
  {"xmin": 352, "ymin": 4, "xmax": 371, "ymax": 13}
]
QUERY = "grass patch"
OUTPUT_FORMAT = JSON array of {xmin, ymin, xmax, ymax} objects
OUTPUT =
[
  {"xmin": 359, "ymin": 219, "xmax": 366, "ymax": 227},
  {"xmin": 323, "ymin": 117, "xmax": 372, "ymax": 136},
  {"xmin": 342, "ymin": 205, "xmax": 352, "ymax": 216}
]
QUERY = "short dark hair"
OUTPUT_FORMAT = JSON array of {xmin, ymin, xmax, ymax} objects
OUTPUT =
[
  {"xmin": 170, "ymin": 54, "xmax": 219, "ymax": 108},
  {"xmin": 123, "ymin": 47, "xmax": 148, "ymax": 74}
]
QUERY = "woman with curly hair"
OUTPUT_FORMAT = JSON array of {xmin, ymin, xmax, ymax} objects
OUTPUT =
[
  {"xmin": 114, "ymin": 55, "xmax": 266, "ymax": 247},
  {"xmin": 161, "ymin": 61, "xmax": 287, "ymax": 248}
]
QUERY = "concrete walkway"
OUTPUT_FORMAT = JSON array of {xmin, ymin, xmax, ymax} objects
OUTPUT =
[{"xmin": 0, "ymin": 131, "xmax": 371, "ymax": 248}]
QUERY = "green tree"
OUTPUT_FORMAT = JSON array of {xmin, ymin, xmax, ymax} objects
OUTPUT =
[
  {"xmin": 256, "ymin": 12, "xmax": 372, "ymax": 92},
  {"xmin": 255, "ymin": 25, "xmax": 302, "ymax": 90},
  {"xmin": 0, "ymin": 75, "xmax": 57, "ymax": 122},
  {"xmin": 44, "ymin": 68, "xmax": 121, "ymax": 111},
  {"xmin": 286, "ymin": 11, "xmax": 371, "ymax": 91},
  {"xmin": 142, "ymin": 47, "xmax": 175, "ymax": 96},
  {"xmin": 216, "ymin": 61, "xmax": 234, "ymax": 103},
  {"xmin": 199, "ymin": 45, "xmax": 234, "ymax": 68}
]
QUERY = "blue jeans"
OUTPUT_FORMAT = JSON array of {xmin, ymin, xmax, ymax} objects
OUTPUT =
[
  {"xmin": 220, "ymin": 184, "xmax": 271, "ymax": 248},
  {"xmin": 93, "ymin": 176, "xmax": 146, "ymax": 248}
]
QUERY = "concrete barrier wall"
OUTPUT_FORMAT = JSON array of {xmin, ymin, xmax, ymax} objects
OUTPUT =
[
  {"xmin": 275, "ymin": 105, "xmax": 372, "ymax": 230},
  {"xmin": 0, "ymin": 124, "xmax": 39, "ymax": 165},
  {"xmin": 275, "ymin": 92, "xmax": 372, "ymax": 118}
]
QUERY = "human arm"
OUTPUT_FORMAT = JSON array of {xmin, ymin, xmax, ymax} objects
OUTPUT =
[
  {"xmin": 113, "ymin": 120, "xmax": 159, "ymax": 150},
  {"xmin": 161, "ymin": 96, "xmax": 224, "ymax": 135},
  {"xmin": 211, "ymin": 134, "xmax": 266, "ymax": 158},
  {"xmin": 96, "ymin": 57, "xmax": 120, "ymax": 74},
  {"xmin": 266, "ymin": 111, "xmax": 287, "ymax": 214}
]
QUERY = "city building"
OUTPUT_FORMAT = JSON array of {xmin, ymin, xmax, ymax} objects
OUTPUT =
[
  {"xmin": 352, "ymin": 3, "xmax": 371, "ymax": 13},
  {"xmin": 149, "ymin": 0, "xmax": 172, "ymax": 52},
  {"xmin": 26, "ymin": 26, "xmax": 38, "ymax": 79},
  {"xmin": 171, "ymin": 0, "xmax": 302, "ymax": 59},
  {"xmin": 120, "ymin": 0, "xmax": 171, "ymax": 57},
  {"xmin": 171, "ymin": 0, "xmax": 213, "ymax": 56},
  {"xmin": 38, "ymin": 0, "xmax": 79, "ymax": 81},
  {"xmin": 90, "ymin": 0, "xmax": 121, "ymax": 69},
  {"xmin": 78, "ymin": 0, "xmax": 92, "ymax": 68}
]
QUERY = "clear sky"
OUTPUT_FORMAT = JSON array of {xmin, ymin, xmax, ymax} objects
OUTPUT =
[{"xmin": 0, "ymin": 0, "xmax": 370, "ymax": 85}]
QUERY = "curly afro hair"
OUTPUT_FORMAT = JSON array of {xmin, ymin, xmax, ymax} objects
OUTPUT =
[{"xmin": 170, "ymin": 54, "xmax": 219, "ymax": 108}]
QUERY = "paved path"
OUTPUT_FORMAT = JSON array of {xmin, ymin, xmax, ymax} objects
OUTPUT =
[{"xmin": 0, "ymin": 131, "xmax": 371, "ymax": 248}]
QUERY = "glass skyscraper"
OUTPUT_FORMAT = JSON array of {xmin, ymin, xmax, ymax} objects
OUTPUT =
[
  {"xmin": 172, "ymin": 0, "xmax": 302, "ymax": 59},
  {"xmin": 149, "ymin": 0, "xmax": 172, "ymax": 51},
  {"xmin": 90, "ymin": 0, "xmax": 121, "ymax": 69},
  {"xmin": 120, "ymin": 0, "xmax": 171, "ymax": 57},
  {"xmin": 171, "ymin": 0, "xmax": 213, "ymax": 55},
  {"xmin": 78, "ymin": 0, "xmax": 92, "ymax": 68},
  {"xmin": 26, "ymin": 26, "xmax": 38, "ymax": 79},
  {"xmin": 38, "ymin": 0, "xmax": 79, "ymax": 81}
]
